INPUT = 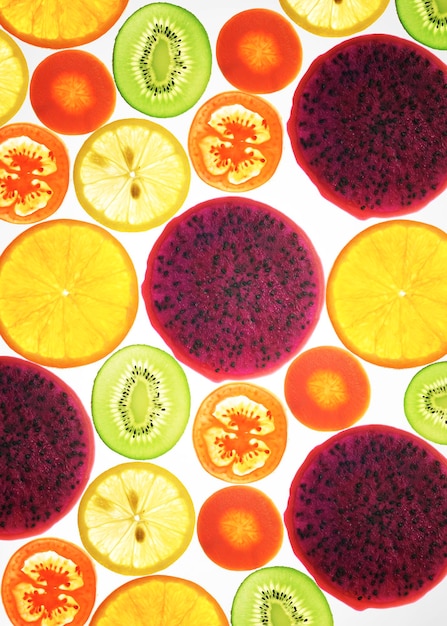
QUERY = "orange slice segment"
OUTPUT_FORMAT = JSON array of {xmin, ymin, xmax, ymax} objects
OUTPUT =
[
  {"xmin": 327, "ymin": 220, "xmax": 447, "ymax": 368},
  {"xmin": 0, "ymin": 219, "xmax": 138, "ymax": 367},
  {"xmin": 0, "ymin": 0, "xmax": 129, "ymax": 48},
  {"xmin": 0, "ymin": 29, "xmax": 28, "ymax": 125}
]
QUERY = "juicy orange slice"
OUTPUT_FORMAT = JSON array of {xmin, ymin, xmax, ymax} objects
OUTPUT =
[
  {"xmin": 327, "ymin": 220, "xmax": 447, "ymax": 368},
  {"xmin": 0, "ymin": 219, "xmax": 138, "ymax": 367},
  {"xmin": 0, "ymin": 29, "xmax": 27, "ymax": 125},
  {"xmin": 78, "ymin": 462, "xmax": 195, "ymax": 576},
  {"xmin": 279, "ymin": 0, "xmax": 390, "ymax": 36},
  {"xmin": 0, "ymin": 0, "xmax": 129, "ymax": 48},
  {"xmin": 74, "ymin": 119, "xmax": 190, "ymax": 231},
  {"xmin": 90, "ymin": 575, "xmax": 229, "ymax": 626}
]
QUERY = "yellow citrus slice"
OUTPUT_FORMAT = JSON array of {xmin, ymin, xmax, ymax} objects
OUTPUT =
[
  {"xmin": 90, "ymin": 575, "xmax": 229, "ymax": 626},
  {"xmin": 77, "ymin": 462, "xmax": 195, "ymax": 576},
  {"xmin": 279, "ymin": 0, "xmax": 390, "ymax": 37},
  {"xmin": 0, "ymin": 30, "xmax": 27, "ymax": 125},
  {"xmin": 74, "ymin": 119, "xmax": 191, "ymax": 232},
  {"xmin": 0, "ymin": 0, "xmax": 129, "ymax": 48},
  {"xmin": 0, "ymin": 219, "xmax": 138, "ymax": 367},
  {"xmin": 327, "ymin": 220, "xmax": 447, "ymax": 368}
]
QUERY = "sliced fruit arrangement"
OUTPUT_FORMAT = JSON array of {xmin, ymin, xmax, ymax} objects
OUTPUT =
[
  {"xmin": 142, "ymin": 196, "xmax": 324, "ymax": 381},
  {"xmin": 192, "ymin": 382, "xmax": 287, "ymax": 483},
  {"xmin": 74, "ymin": 118, "xmax": 190, "ymax": 231},
  {"xmin": 396, "ymin": 0, "xmax": 447, "ymax": 50},
  {"xmin": 1, "ymin": 537, "xmax": 96, "ymax": 626},
  {"xmin": 78, "ymin": 462, "xmax": 195, "ymax": 576},
  {"xmin": 0, "ymin": 123, "xmax": 69, "ymax": 224},
  {"xmin": 288, "ymin": 34, "xmax": 447, "ymax": 218},
  {"xmin": 231, "ymin": 566, "xmax": 333, "ymax": 626},
  {"xmin": 0, "ymin": 29, "xmax": 28, "ymax": 126},
  {"xmin": 216, "ymin": 9, "xmax": 302, "ymax": 93},
  {"xmin": 188, "ymin": 91, "xmax": 282, "ymax": 192},
  {"xmin": 285, "ymin": 424, "xmax": 447, "ymax": 609},
  {"xmin": 279, "ymin": 0, "xmax": 390, "ymax": 36},
  {"xmin": 0, "ymin": 356, "xmax": 94, "ymax": 539},
  {"xmin": 89, "ymin": 575, "xmax": 229, "ymax": 626},
  {"xmin": 0, "ymin": 219, "xmax": 138, "ymax": 367},
  {"xmin": 113, "ymin": 2, "xmax": 212, "ymax": 118},
  {"xmin": 284, "ymin": 345, "xmax": 371, "ymax": 431},
  {"xmin": 327, "ymin": 220, "xmax": 447, "ymax": 368},
  {"xmin": 92, "ymin": 344, "xmax": 190, "ymax": 459},
  {"xmin": 0, "ymin": 0, "xmax": 129, "ymax": 48},
  {"xmin": 30, "ymin": 50, "xmax": 116, "ymax": 135},
  {"xmin": 197, "ymin": 486, "xmax": 283, "ymax": 570},
  {"xmin": 404, "ymin": 361, "xmax": 447, "ymax": 444}
]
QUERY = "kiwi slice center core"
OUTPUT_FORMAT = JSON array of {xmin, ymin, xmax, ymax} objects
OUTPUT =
[
  {"xmin": 436, "ymin": 0, "xmax": 447, "ymax": 15},
  {"xmin": 152, "ymin": 38, "xmax": 171, "ymax": 82},
  {"xmin": 130, "ymin": 380, "xmax": 152, "ymax": 424},
  {"xmin": 270, "ymin": 603, "xmax": 290, "ymax": 625}
]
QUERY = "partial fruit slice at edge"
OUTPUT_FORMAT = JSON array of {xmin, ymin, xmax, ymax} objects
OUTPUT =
[
  {"xmin": 78, "ymin": 462, "xmax": 195, "ymax": 576},
  {"xmin": 404, "ymin": 361, "xmax": 447, "ymax": 444},
  {"xmin": 0, "ymin": 219, "xmax": 138, "ymax": 367},
  {"xmin": 2, "ymin": 537, "xmax": 96, "ymax": 626},
  {"xmin": 90, "ymin": 575, "xmax": 229, "ymax": 626},
  {"xmin": 327, "ymin": 220, "xmax": 447, "ymax": 368},
  {"xmin": 193, "ymin": 382, "xmax": 287, "ymax": 483},
  {"xmin": 0, "ymin": 29, "xmax": 28, "ymax": 126},
  {"xmin": 74, "ymin": 118, "xmax": 190, "ymax": 231},
  {"xmin": 396, "ymin": 0, "xmax": 447, "ymax": 50}
]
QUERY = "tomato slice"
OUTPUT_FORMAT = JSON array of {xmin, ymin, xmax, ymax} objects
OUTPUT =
[
  {"xmin": 197, "ymin": 485, "xmax": 283, "ymax": 570},
  {"xmin": 0, "ymin": 123, "xmax": 69, "ymax": 224},
  {"xmin": 1, "ymin": 537, "xmax": 96, "ymax": 626},
  {"xmin": 30, "ymin": 50, "xmax": 115, "ymax": 135},
  {"xmin": 188, "ymin": 91, "xmax": 282, "ymax": 192},
  {"xmin": 192, "ymin": 383, "xmax": 287, "ymax": 483}
]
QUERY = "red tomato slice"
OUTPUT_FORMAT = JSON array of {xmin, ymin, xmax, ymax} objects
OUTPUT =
[
  {"xmin": 197, "ymin": 486, "xmax": 283, "ymax": 570},
  {"xmin": 192, "ymin": 383, "xmax": 287, "ymax": 483},
  {"xmin": 216, "ymin": 8, "xmax": 302, "ymax": 93},
  {"xmin": 30, "ymin": 50, "xmax": 115, "ymax": 135},
  {"xmin": 1, "ymin": 537, "xmax": 96, "ymax": 626},
  {"xmin": 0, "ymin": 123, "xmax": 69, "ymax": 224},
  {"xmin": 188, "ymin": 91, "xmax": 282, "ymax": 192}
]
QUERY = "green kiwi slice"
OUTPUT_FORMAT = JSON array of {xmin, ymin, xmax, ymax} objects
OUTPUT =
[
  {"xmin": 231, "ymin": 566, "xmax": 333, "ymax": 626},
  {"xmin": 404, "ymin": 361, "xmax": 447, "ymax": 444},
  {"xmin": 91, "ymin": 344, "xmax": 190, "ymax": 459},
  {"xmin": 112, "ymin": 2, "xmax": 212, "ymax": 118},
  {"xmin": 396, "ymin": 0, "xmax": 447, "ymax": 50}
]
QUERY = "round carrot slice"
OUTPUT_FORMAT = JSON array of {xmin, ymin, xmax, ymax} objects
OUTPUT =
[
  {"xmin": 90, "ymin": 575, "xmax": 229, "ymax": 626},
  {"xmin": 197, "ymin": 485, "xmax": 283, "ymax": 571},
  {"xmin": 0, "ymin": 0, "xmax": 129, "ymax": 48},
  {"xmin": 192, "ymin": 383, "xmax": 287, "ymax": 483},
  {"xmin": 0, "ymin": 123, "xmax": 69, "ymax": 224},
  {"xmin": 0, "ymin": 30, "xmax": 28, "ymax": 126},
  {"xmin": 188, "ymin": 91, "xmax": 282, "ymax": 192},
  {"xmin": 216, "ymin": 9, "xmax": 302, "ymax": 93},
  {"xmin": 284, "ymin": 345, "xmax": 371, "ymax": 431},
  {"xmin": 1, "ymin": 537, "xmax": 96, "ymax": 626},
  {"xmin": 30, "ymin": 50, "xmax": 115, "ymax": 135}
]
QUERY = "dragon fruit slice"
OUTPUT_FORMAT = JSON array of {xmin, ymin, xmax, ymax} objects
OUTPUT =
[
  {"xmin": 288, "ymin": 34, "xmax": 447, "ymax": 219},
  {"xmin": 284, "ymin": 424, "xmax": 447, "ymax": 609},
  {"xmin": 142, "ymin": 196, "xmax": 324, "ymax": 381},
  {"xmin": 0, "ymin": 356, "xmax": 94, "ymax": 539}
]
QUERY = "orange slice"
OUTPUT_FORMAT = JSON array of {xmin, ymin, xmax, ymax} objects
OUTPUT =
[
  {"xmin": 0, "ymin": 219, "xmax": 138, "ymax": 367},
  {"xmin": 78, "ymin": 462, "xmax": 195, "ymax": 576},
  {"xmin": 0, "ymin": 29, "xmax": 28, "ymax": 125},
  {"xmin": 90, "ymin": 575, "xmax": 229, "ymax": 626},
  {"xmin": 327, "ymin": 220, "xmax": 447, "ymax": 368},
  {"xmin": 0, "ymin": 0, "xmax": 129, "ymax": 48}
]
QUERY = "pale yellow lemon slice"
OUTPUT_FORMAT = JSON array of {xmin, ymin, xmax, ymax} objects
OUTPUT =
[{"xmin": 0, "ymin": 29, "xmax": 28, "ymax": 125}]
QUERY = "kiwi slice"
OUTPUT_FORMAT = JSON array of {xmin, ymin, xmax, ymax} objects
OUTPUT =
[
  {"xmin": 91, "ymin": 344, "xmax": 190, "ymax": 459},
  {"xmin": 112, "ymin": 2, "xmax": 212, "ymax": 118},
  {"xmin": 404, "ymin": 361, "xmax": 447, "ymax": 444},
  {"xmin": 396, "ymin": 0, "xmax": 447, "ymax": 50},
  {"xmin": 231, "ymin": 566, "xmax": 333, "ymax": 626}
]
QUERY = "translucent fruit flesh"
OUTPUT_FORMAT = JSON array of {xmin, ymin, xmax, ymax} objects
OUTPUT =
[{"xmin": 0, "ymin": 30, "xmax": 28, "ymax": 126}]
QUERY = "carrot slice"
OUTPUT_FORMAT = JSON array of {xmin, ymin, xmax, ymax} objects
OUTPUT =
[
  {"xmin": 30, "ymin": 50, "xmax": 115, "ymax": 135},
  {"xmin": 1, "ymin": 537, "xmax": 96, "ymax": 626},
  {"xmin": 197, "ymin": 486, "xmax": 283, "ymax": 570},
  {"xmin": 216, "ymin": 8, "xmax": 302, "ymax": 93},
  {"xmin": 284, "ymin": 345, "xmax": 371, "ymax": 431}
]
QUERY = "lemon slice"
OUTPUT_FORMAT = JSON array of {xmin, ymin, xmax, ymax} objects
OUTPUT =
[
  {"xmin": 74, "ymin": 118, "xmax": 191, "ymax": 232},
  {"xmin": 0, "ymin": 29, "xmax": 28, "ymax": 125},
  {"xmin": 78, "ymin": 462, "xmax": 195, "ymax": 576}
]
